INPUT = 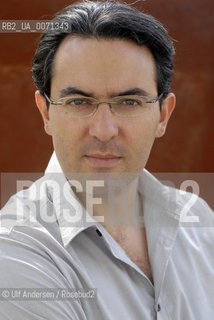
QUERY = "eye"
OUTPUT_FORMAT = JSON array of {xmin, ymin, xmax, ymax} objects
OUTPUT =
[
  {"xmin": 65, "ymin": 98, "xmax": 88, "ymax": 106},
  {"xmin": 121, "ymin": 99, "xmax": 140, "ymax": 106}
]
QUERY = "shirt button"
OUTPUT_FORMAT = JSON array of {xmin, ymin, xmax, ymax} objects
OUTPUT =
[
  {"xmin": 96, "ymin": 229, "xmax": 102, "ymax": 237},
  {"xmin": 157, "ymin": 304, "xmax": 161, "ymax": 312}
]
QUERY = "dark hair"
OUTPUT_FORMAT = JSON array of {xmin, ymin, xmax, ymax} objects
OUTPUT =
[{"xmin": 32, "ymin": 0, "xmax": 175, "ymax": 105}]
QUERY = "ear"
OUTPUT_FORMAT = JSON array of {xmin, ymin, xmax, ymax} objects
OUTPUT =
[
  {"xmin": 35, "ymin": 90, "xmax": 52, "ymax": 136},
  {"xmin": 155, "ymin": 92, "xmax": 176, "ymax": 138}
]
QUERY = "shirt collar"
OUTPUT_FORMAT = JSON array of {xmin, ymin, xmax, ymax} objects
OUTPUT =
[
  {"xmin": 45, "ymin": 151, "xmax": 62, "ymax": 174},
  {"xmin": 45, "ymin": 152, "xmax": 99, "ymax": 247},
  {"xmin": 44, "ymin": 152, "xmax": 182, "ymax": 301}
]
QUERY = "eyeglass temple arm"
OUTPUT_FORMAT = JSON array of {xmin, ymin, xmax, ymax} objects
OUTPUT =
[
  {"xmin": 44, "ymin": 93, "xmax": 63, "ymax": 105},
  {"xmin": 144, "ymin": 93, "xmax": 164, "ymax": 104}
]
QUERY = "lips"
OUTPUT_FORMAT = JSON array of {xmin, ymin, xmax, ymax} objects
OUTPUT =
[
  {"xmin": 86, "ymin": 153, "xmax": 121, "ymax": 159},
  {"xmin": 84, "ymin": 153, "xmax": 122, "ymax": 166}
]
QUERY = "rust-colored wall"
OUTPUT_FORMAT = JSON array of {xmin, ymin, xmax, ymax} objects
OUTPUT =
[{"xmin": 0, "ymin": 0, "xmax": 213, "ymax": 173}]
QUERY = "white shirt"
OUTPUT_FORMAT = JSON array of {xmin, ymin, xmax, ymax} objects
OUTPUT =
[{"xmin": 0, "ymin": 152, "xmax": 213, "ymax": 319}]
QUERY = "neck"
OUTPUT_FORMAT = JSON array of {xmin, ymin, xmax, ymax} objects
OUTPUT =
[{"xmin": 69, "ymin": 172, "xmax": 144, "ymax": 230}]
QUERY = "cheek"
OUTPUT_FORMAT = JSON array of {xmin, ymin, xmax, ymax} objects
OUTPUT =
[
  {"xmin": 126, "ymin": 114, "xmax": 160, "ymax": 165},
  {"xmin": 50, "ymin": 110, "xmax": 84, "ymax": 139},
  {"xmin": 49, "ymin": 118, "xmax": 86, "ymax": 173},
  {"xmin": 49, "ymin": 111, "xmax": 85, "ymax": 154},
  {"xmin": 128, "ymin": 114, "xmax": 159, "ymax": 147}
]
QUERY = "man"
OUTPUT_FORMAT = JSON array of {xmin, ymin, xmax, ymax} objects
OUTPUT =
[{"xmin": 0, "ymin": 1, "xmax": 213, "ymax": 319}]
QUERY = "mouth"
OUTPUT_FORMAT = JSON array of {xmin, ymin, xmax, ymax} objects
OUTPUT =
[{"xmin": 84, "ymin": 153, "xmax": 122, "ymax": 167}]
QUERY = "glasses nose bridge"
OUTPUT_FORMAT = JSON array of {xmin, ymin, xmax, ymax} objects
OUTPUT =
[{"xmin": 94, "ymin": 100, "xmax": 114, "ymax": 113}]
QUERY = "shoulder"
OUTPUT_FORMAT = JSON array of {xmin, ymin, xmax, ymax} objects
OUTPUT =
[
  {"xmin": 140, "ymin": 169, "xmax": 214, "ymax": 225},
  {"xmin": 0, "ymin": 177, "xmax": 87, "ymax": 319},
  {"xmin": 169, "ymin": 185, "xmax": 214, "ymax": 227}
]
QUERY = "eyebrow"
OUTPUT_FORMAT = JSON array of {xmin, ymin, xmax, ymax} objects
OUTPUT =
[
  {"xmin": 112, "ymin": 88, "xmax": 150, "ymax": 97},
  {"xmin": 60, "ymin": 87, "xmax": 94, "ymax": 98},
  {"xmin": 59, "ymin": 86, "xmax": 150, "ymax": 99}
]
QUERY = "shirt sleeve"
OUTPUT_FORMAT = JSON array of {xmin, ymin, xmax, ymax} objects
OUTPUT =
[{"xmin": 0, "ymin": 230, "xmax": 88, "ymax": 320}]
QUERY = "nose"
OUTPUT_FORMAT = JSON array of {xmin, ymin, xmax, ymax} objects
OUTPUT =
[{"xmin": 89, "ymin": 103, "xmax": 119, "ymax": 142}]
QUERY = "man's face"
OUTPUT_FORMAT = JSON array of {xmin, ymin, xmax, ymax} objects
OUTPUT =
[{"xmin": 36, "ymin": 36, "xmax": 175, "ymax": 174}]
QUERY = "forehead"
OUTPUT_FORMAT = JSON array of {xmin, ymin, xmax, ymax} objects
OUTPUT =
[{"xmin": 51, "ymin": 35, "xmax": 157, "ymax": 97}]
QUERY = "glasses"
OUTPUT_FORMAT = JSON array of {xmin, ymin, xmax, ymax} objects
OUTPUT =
[{"xmin": 44, "ymin": 92, "xmax": 163, "ymax": 118}]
